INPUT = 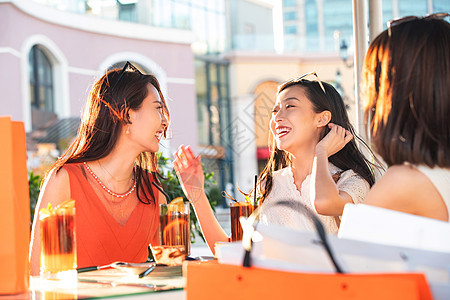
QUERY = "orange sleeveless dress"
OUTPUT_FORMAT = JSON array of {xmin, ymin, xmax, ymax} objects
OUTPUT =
[{"xmin": 63, "ymin": 163, "xmax": 159, "ymax": 269}]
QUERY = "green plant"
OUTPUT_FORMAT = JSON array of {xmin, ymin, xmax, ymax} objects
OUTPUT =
[
  {"xmin": 157, "ymin": 154, "xmax": 220, "ymax": 243},
  {"xmin": 29, "ymin": 171, "xmax": 42, "ymax": 225}
]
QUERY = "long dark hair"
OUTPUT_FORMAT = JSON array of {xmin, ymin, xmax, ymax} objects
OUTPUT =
[
  {"xmin": 363, "ymin": 17, "xmax": 450, "ymax": 168},
  {"xmin": 49, "ymin": 65, "xmax": 170, "ymax": 205},
  {"xmin": 259, "ymin": 79, "xmax": 377, "ymax": 203}
]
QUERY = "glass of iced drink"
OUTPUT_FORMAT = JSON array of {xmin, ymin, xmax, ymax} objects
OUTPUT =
[
  {"xmin": 39, "ymin": 199, "xmax": 77, "ymax": 280},
  {"xmin": 159, "ymin": 197, "xmax": 191, "ymax": 257},
  {"xmin": 230, "ymin": 202, "xmax": 255, "ymax": 241}
]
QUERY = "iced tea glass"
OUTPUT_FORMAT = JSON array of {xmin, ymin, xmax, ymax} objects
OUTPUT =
[
  {"xmin": 159, "ymin": 202, "xmax": 191, "ymax": 257},
  {"xmin": 230, "ymin": 202, "xmax": 255, "ymax": 241},
  {"xmin": 39, "ymin": 200, "xmax": 77, "ymax": 280}
]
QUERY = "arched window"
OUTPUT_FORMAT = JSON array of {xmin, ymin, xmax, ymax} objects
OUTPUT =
[
  {"xmin": 29, "ymin": 45, "xmax": 55, "ymax": 130},
  {"xmin": 29, "ymin": 45, "xmax": 54, "ymax": 113}
]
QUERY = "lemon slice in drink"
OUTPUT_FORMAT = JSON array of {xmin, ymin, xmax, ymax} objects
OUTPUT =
[
  {"xmin": 168, "ymin": 197, "xmax": 185, "ymax": 213},
  {"xmin": 39, "ymin": 203, "xmax": 55, "ymax": 218}
]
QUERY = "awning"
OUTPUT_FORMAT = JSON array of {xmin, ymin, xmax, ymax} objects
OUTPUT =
[{"xmin": 257, "ymin": 147, "xmax": 271, "ymax": 160}]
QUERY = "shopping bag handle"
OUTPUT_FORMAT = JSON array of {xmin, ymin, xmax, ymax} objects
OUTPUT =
[{"xmin": 241, "ymin": 200, "xmax": 344, "ymax": 273}]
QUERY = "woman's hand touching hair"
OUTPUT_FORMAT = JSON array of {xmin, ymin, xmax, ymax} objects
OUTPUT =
[{"xmin": 315, "ymin": 123, "xmax": 353, "ymax": 157}]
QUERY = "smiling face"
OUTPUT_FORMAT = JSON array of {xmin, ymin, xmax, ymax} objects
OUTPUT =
[
  {"xmin": 128, "ymin": 83, "xmax": 168, "ymax": 153},
  {"xmin": 270, "ymin": 85, "xmax": 326, "ymax": 154}
]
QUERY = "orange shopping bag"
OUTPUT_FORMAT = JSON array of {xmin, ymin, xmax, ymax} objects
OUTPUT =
[
  {"xmin": 185, "ymin": 260, "xmax": 432, "ymax": 300},
  {"xmin": 0, "ymin": 116, "xmax": 30, "ymax": 294}
]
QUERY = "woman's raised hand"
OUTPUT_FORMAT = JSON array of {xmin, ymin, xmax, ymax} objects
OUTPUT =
[
  {"xmin": 173, "ymin": 145, "xmax": 205, "ymax": 203},
  {"xmin": 315, "ymin": 123, "xmax": 353, "ymax": 157}
]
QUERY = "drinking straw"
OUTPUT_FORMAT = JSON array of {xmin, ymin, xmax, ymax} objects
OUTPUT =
[
  {"xmin": 152, "ymin": 181, "xmax": 170, "ymax": 204},
  {"xmin": 222, "ymin": 190, "xmax": 238, "ymax": 202},
  {"xmin": 253, "ymin": 175, "xmax": 257, "ymax": 207}
]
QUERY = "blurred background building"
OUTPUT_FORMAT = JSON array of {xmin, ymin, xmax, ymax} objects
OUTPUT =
[
  {"xmin": 0, "ymin": 0, "xmax": 448, "ymax": 206},
  {"xmin": 283, "ymin": 0, "xmax": 448, "ymax": 53}
]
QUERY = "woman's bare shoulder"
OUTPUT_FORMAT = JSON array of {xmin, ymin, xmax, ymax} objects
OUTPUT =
[
  {"xmin": 46, "ymin": 167, "xmax": 70, "ymax": 187},
  {"xmin": 369, "ymin": 165, "xmax": 427, "ymax": 196},
  {"xmin": 365, "ymin": 164, "xmax": 444, "ymax": 218},
  {"xmin": 39, "ymin": 167, "xmax": 71, "ymax": 207},
  {"xmin": 384, "ymin": 164, "xmax": 422, "ymax": 177}
]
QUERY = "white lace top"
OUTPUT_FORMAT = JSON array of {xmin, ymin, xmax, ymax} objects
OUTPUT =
[{"xmin": 259, "ymin": 163, "xmax": 370, "ymax": 234}]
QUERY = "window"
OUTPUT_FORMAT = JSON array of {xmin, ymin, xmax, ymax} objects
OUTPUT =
[
  {"xmin": 29, "ymin": 45, "xmax": 54, "ymax": 113},
  {"xmin": 305, "ymin": 0, "xmax": 319, "ymax": 51},
  {"xmin": 283, "ymin": 0, "xmax": 297, "ymax": 7},
  {"xmin": 285, "ymin": 25, "xmax": 297, "ymax": 34},
  {"xmin": 118, "ymin": 3, "xmax": 137, "ymax": 22},
  {"xmin": 173, "ymin": 1, "xmax": 191, "ymax": 29},
  {"xmin": 195, "ymin": 58, "xmax": 233, "ymax": 204},
  {"xmin": 284, "ymin": 11, "xmax": 297, "ymax": 21}
]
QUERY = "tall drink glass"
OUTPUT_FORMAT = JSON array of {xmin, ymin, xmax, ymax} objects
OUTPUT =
[
  {"xmin": 39, "ymin": 200, "xmax": 77, "ymax": 281},
  {"xmin": 159, "ymin": 202, "xmax": 191, "ymax": 257},
  {"xmin": 230, "ymin": 202, "xmax": 255, "ymax": 241}
]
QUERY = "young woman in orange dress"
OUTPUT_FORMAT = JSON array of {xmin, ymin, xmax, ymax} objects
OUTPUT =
[{"xmin": 30, "ymin": 62, "xmax": 169, "ymax": 274}]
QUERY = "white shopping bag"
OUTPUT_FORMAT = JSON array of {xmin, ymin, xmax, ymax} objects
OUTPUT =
[{"xmin": 339, "ymin": 203, "xmax": 450, "ymax": 253}]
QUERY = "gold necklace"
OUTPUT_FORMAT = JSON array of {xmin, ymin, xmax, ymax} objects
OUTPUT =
[
  {"xmin": 98, "ymin": 160, "xmax": 133, "ymax": 182},
  {"xmin": 106, "ymin": 195, "xmax": 126, "ymax": 218}
]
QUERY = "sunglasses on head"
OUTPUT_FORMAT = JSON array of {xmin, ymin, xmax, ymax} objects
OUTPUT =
[
  {"xmin": 284, "ymin": 71, "xmax": 326, "ymax": 94},
  {"xmin": 110, "ymin": 61, "xmax": 144, "ymax": 90},
  {"xmin": 387, "ymin": 12, "xmax": 449, "ymax": 37}
]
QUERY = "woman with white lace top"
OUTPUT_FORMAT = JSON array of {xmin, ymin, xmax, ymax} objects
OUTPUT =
[
  {"xmin": 256, "ymin": 74, "xmax": 377, "ymax": 234},
  {"xmin": 173, "ymin": 75, "xmax": 378, "ymax": 253},
  {"xmin": 362, "ymin": 14, "xmax": 450, "ymax": 221}
]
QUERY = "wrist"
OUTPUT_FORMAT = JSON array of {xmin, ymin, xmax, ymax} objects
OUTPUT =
[
  {"xmin": 188, "ymin": 188, "xmax": 207, "ymax": 205},
  {"xmin": 315, "ymin": 148, "xmax": 328, "ymax": 158}
]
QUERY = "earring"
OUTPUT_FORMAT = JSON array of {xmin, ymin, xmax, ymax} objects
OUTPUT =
[{"xmin": 126, "ymin": 125, "xmax": 130, "ymax": 135}]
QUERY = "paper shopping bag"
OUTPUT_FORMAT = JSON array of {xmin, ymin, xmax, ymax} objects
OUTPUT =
[
  {"xmin": 0, "ymin": 116, "xmax": 30, "ymax": 294},
  {"xmin": 339, "ymin": 204, "xmax": 450, "ymax": 253},
  {"xmin": 185, "ymin": 260, "xmax": 432, "ymax": 300}
]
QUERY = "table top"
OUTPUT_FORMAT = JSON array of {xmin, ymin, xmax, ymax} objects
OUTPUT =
[{"xmin": 1, "ymin": 266, "xmax": 186, "ymax": 300}]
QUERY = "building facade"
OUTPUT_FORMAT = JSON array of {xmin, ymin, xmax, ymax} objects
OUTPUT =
[
  {"xmin": 0, "ymin": 0, "xmax": 197, "ymax": 172},
  {"xmin": 0, "ymin": 0, "xmax": 357, "ymax": 204}
]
